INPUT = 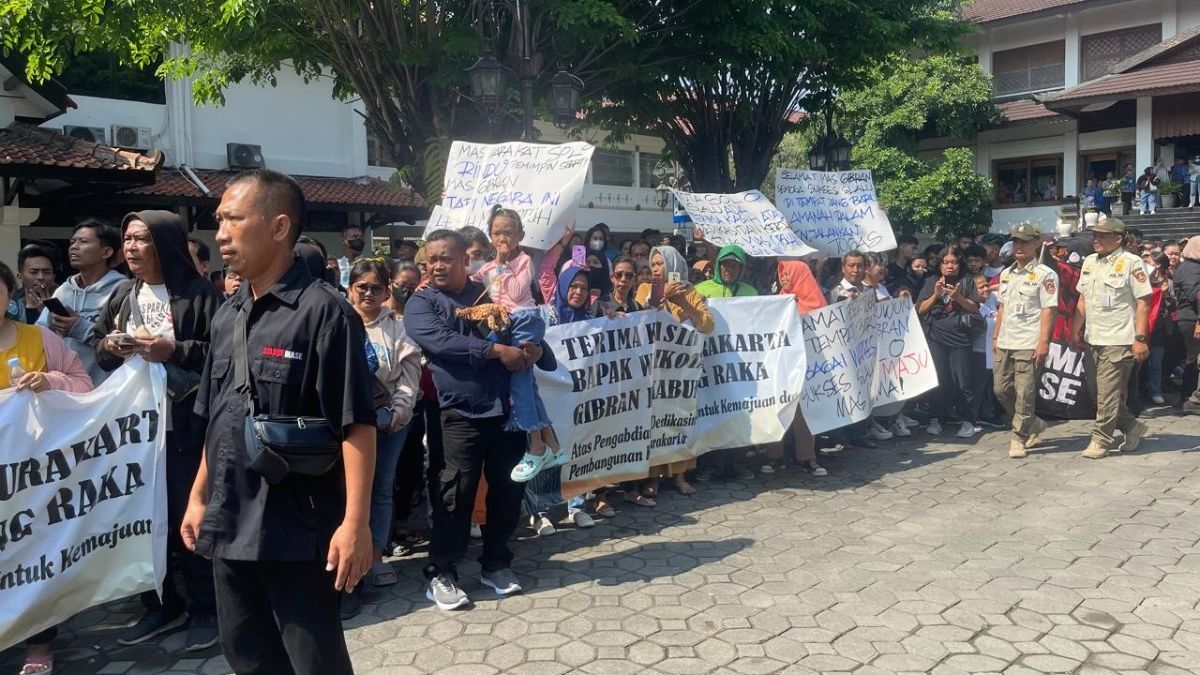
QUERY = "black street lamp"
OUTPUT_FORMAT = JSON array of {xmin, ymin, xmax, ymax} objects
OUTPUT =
[
  {"xmin": 808, "ymin": 133, "xmax": 853, "ymax": 172},
  {"xmin": 466, "ymin": 54, "xmax": 511, "ymax": 116},
  {"xmin": 468, "ymin": 1, "xmax": 583, "ymax": 140},
  {"xmin": 549, "ymin": 70, "xmax": 584, "ymax": 125}
]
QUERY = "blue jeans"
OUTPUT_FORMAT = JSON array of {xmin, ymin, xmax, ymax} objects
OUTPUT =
[
  {"xmin": 1140, "ymin": 191, "xmax": 1158, "ymax": 213},
  {"xmin": 371, "ymin": 423, "xmax": 411, "ymax": 550},
  {"xmin": 488, "ymin": 309, "xmax": 552, "ymax": 433},
  {"xmin": 1191, "ymin": 176, "xmax": 1200, "ymax": 204}
]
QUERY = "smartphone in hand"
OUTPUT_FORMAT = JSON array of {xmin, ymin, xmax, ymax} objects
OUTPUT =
[
  {"xmin": 572, "ymin": 245, "xmax": 586, "ymax": 268},
  {"xmin": 668, "ymin": 272, "xmax": 681, "ymax": 283},
  {"xmin": 42, "ymin": 297, "xmax": 71, "ymax": 317}
]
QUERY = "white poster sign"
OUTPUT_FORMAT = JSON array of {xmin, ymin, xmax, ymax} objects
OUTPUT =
[
  {"xmin": 798, "ymin": 295, "xmax": 879, "ymax": 435},
  {"xmin": 0, "ymin": 359, "xmax": 168, "ymax": 650},
  {"xmin": 424, "ymin": 140, "xmax": 594, "ymax": 249},
  {"xmin": 693, "ymin": 297, "xmax": 807, "ymax": 453},
  {"xmin": 672, "ymin": 189, "xmax": 816, "ymax": 257},
  {"xmin": 775, "ymin": 169, "xmax": 896, "ymax": 255},
  {"xmin": 871, "ymin": 298, "xmax": 938, "ymax": 406}
]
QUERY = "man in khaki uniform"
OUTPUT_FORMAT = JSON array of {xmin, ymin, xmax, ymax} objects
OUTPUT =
[
  {"xmin": 1071, "ymin": 218, "xmax": 1152, "ymax": 459},
  {"xmin": 993, "ymin": 223, "xmax": 1058, "ymax": 459}
]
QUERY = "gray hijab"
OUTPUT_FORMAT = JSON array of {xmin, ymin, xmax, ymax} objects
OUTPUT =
[{"xmin": 652, "ymin": 245, "xmax": 688, "ymax": 282}]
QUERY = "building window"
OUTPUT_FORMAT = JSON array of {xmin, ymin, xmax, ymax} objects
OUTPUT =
[
  {"xmin": 592, "ymin": 149, "xmax": 634, "ymax": 187},
  {"xmin": 366, "ymin": 125, "xmax": 397, "ymax": 168},
  {"xmin": 638, "ymin": 151, "xmax": 663, "ymax": 189},
  {"xmin": 994, "ymin": 157, "xmax": 1061, "ymax": 206},
  {"xmin": 992, "ymin": 41, "xmax": 1065, "ymax": 97},
  {"xmin": 1082, "ymin": 24, "xmax": 1161, "ymax": 81}
]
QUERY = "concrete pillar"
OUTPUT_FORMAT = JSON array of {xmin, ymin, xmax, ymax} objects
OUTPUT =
[
  {"xmin": 1163, "ymin": 0, "xmax": 1178, "ymax": 39},
  {"xmin": 1136, "ymin": 97, "xmax": 1154, "ymax": 171},
  {"xmin": 164, "ymin": 43, "xmax": 194, "ymax": 167},
  {"xmin": 1065, "ymin": 15, "xmax": 1081, "ymax": 87},
  {"xmin": 1063, "ymin": 130, "xmax": 1079, "ymax": 198},
  {"xmin": 977, "ymin": 30, "xmax": 993, "ymax": 75},
  {"xmin": 0, "ymin": 206, "xmax": 39, "ymax": 270}
]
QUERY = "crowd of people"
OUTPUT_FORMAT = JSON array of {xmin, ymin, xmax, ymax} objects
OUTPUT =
[
  {"xmin": 5, "ymin": 166, "xmax": 1200, "ymax": 675},
  {"xmin": 1080, "ymin": 157, "xmax": 1200, "ymax": 216}
]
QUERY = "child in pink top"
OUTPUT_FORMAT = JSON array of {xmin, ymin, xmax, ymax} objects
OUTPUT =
[{"xmin": 470, "ymin": 208, "xmax": 564, "ymax": 482}]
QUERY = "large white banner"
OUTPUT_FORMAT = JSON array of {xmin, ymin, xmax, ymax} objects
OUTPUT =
[
  {"xmin": 799, "ymin": 296, "xmax": 938, "ymax": 434},
  {"xmin": 424, "ymin": 140, "xmax": 594, "ymax": 249},
  {"xmin": 775, "ymin": 169, "xmax": 896, "ymax": 255},
  {"xmin": 0, "ymin": 359, "xmax": 167, "ymax": 650},
  {"xmin": 693, "ymin": 297, "xmax": 807, "ymax": 454},
  {"xmin": 672, "ymin": 189, "xmax": 816, "ymax": 257}
]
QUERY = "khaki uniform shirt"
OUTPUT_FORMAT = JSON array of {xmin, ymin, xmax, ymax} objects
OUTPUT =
[
  {"xmin": 996, "ymin": 260, "xmax": 1059, "ymax": 351},
  {"xmin": 1077, "ymin": 250, "xmax": 1153, "ymax": 346}
]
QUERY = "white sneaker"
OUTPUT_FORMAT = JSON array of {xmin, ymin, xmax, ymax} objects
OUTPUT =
[
  {"xmin": 927, "ymin": 418, "xmax": 943, "ymax": 435},
  {"xmin": 1151, "ymin": 395, "xmax": 1166, "ymax": 405},
  {"xmin": 1150, "ymin": 211, "xmax": 1156, "ymax": 215},
  {"xmin": 956, "ymin": 421, "xmax": 977, "ymax": 438},
  {"xmin": 469, "ymin": 523, "xmax": 482, "ymax": 539},
  {"xmin": 533, "ymin": 515, "xmax": 556, "ymax": 536},
  {"xmin": 867, "ymin": 422, "xmax": 894, "ymax": 441},
  {"xmin": 568, "ymin": 511, "xmax": 595, "ymax": 528},
  {"xmin": 897, "ymin": 413, "xmax": 920, "ymax": 428},
  {"xmin": 890, "ymin": 420, "xmax": 912, "ymax": 437}
]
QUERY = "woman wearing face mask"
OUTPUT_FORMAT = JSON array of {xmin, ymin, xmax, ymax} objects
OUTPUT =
[
  {"xmin": 888, "ymin": 256, "xmax": 929, "ymax": 299},
  {"xmin": 585, "ymin": 223, "xmax": 619, "ymax": 263},
  {"xmin": 460, "ymin": 225, "xmax": 493, "ymax": 277},
  {"xmin": 523, "ymin": 265, "xmax": 599, "ymax": 534},
  {"xmin": 634, "ymin": 245, "xmax": 714, "ymax": 500},
  {"xmin": 586, "ymin": 252, "xmax": 613, "ymax": 303},
  {"xmin": 389, "ymin": 261, "xmax": 422, "ymax": 314}
]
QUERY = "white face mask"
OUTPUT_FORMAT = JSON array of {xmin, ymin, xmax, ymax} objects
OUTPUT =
[
  {"xmin": 589, "ymin": 239, "xmax": 605, "ymax": 252},
  {"xmin": 467, "ymin": 259, "xmax": 486, "ymax": 275}
]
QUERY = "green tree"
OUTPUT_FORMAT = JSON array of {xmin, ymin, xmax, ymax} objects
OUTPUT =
[
  {"xmin": 769, "ymin": 55, "xmax": 999, "ymax": 239},
  {"xmin": 588, "ymin": 0, "xmax": 970, "ymax": 192}
]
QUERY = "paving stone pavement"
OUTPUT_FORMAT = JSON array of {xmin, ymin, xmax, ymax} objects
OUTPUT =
[{"xmin": 7, "ymin": 413, "xmax": 1200, "ymax": 674}]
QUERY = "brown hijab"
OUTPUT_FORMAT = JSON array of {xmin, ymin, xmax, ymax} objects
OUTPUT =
[{"xmin": 1183, "ymin": 235, "xmax": 1200, "ymax": 262}]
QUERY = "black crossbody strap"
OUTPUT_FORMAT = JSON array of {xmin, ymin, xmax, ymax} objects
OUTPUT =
[{"xmin": 232, "ymin": 303, "xmax": 256, "ymax": 416}]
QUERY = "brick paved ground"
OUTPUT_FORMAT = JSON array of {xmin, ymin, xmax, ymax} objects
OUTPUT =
[{"xmin": 6, "ymin": 412, "xmax": 1200, "ymax": 674}]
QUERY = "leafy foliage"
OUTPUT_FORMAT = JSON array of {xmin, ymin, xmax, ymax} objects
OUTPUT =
[{"xmin": 769, "ymin": 55, "xmax": 999, "ymax": 239}]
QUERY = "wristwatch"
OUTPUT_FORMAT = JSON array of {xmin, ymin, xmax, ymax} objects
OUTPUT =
[{"xmin": 1134, "ymin": 334, "xmax": 1147, "ymax": 343}]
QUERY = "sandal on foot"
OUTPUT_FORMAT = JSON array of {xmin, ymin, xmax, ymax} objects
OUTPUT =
[
  {"xmin": 596, "ymin": 503, "xmax": 616, "ymax": 518},
  {"xmin": 674, "ymin": 480, "xmax": 696, "ymax": 496},
  {"xmin": 510, "ymin": 452, "xmax": 548, "ymax": 482},
  {"xmin": 370, "ymin": 561, "xmax": 398, "ymax": 586},
  {"xmin": 20, "ymin": 655, "xmax": 54, "ymax": 675},
  {"xmin": 623, "ymin": 493, "xmax": 657, "ymax": 507}
]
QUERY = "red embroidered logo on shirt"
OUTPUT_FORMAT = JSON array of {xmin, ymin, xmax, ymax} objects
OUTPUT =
[{"xmin": 261, "ymin": 346, "xmax": 303, "ymax": 361}]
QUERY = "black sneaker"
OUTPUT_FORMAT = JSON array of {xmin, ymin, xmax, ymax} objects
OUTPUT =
[
  {"xmin": 341, "ymin": 587, "xmax": 363, "ymax": 620},
  {"xmin": 117, "ymin": 608, "xmax": 187, "ymax": 645},
  {"xmin": 183, "ymin": 614, "xmax": 219, "ymax": 652}
]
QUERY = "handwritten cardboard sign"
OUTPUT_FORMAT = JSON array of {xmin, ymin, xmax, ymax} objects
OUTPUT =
[
  {"xmin": 775, "ymin": 169, "xmax": 896, "ymax": 255},
  {"xmin": 672, "ymin": 189, "xmax": 815, "ymax": 257},
  {"xmin": 423, "ymin": 140, "xmax": 594, "ymax": 250}
]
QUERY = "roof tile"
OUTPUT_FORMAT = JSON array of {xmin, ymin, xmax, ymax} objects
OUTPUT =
[
  {"xmin": 122, "ymin": 168, "xmax": 426, "ymax": 210},
  {"xmin": 1040, "ymin": 58, "xmax": 1200, "ymax": 105},
  {"xmin": 0, "ymin": 123, "xmax": 161, "ymax": 172},
  {"xmin": 962, "ymin": 0, "xmax": 1092, "ymax": 24}
]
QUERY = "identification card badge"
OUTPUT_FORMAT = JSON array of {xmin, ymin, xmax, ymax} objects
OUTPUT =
[
  {"xmin": 1014, "ymin": 302, "xmax": 1027, "ymax": 316},
  {"xmin": 1102, "ymin": 293, "xmax": 1114, "ymax": 309}
]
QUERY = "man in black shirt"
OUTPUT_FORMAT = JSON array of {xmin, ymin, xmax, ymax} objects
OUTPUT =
[
  {"xmin": 404, "ymin": 229, "xmax": 555, "ymax": 611},
  {"xmin": 181, "ymin": 169, "xmax": 376, "ymax": 674}
]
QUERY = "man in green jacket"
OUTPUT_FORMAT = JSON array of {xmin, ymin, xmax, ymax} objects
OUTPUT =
[{"xmin": 695, "ymin": 244, "xmax": 759, "ymax": 298}]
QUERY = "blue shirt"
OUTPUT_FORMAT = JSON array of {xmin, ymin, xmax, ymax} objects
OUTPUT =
[{"xmin": 403, "ymin": 280, "xmax": 556, "ymax": 416}]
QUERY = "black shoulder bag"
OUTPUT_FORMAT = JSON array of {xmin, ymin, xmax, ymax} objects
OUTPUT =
[
  {"xmin": 234, "ymin": 304, "xmax": 341, "ymax": 485},
  {"xmin": 955, "ymin": 278, "xmax": 987, "ymax": 337}
]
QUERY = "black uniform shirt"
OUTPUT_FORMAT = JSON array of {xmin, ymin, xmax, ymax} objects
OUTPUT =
[{"xmin": 194, "ymin": 259, "xmax": 375, "ymax": 561}]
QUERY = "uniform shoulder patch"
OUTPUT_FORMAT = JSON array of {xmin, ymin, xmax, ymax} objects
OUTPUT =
[
  {"xmin": 1133, "ymin": 268, "xmax": 1147, "ymax": 284},
  {"xmin": 1043, "ymin": 278, "xmax": 1056, "ymax": 294}
]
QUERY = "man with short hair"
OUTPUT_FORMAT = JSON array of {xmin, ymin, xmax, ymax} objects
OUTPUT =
[
  {"xmin": 15, "ymin": 245, "xmax": 56, "ymax": 324},
  {"xmin": 1071, "ymin": 218, "xmax": 1152, "ymax": 459},
  {"xmin": 980, "ymin": 233, "xmax": 1007, "ymax": 278},
  {"xmin": 181, "ymin": 168, "xmax": 377, "ymax": 674},
  {"xmin": 963, "ymin": 244, "xmax": 988, "ymax": 276},
  {"xmin": 827, "ymin": 250, "xmax": 872, "ymax": 305},
  {"xmin": 394, "ymin": 238, "xmax": 419, "ymax": 263},
  {"xmin": 887, "ymin": 234, "xmax": 919, "ymax": 289},
  {"xmin": 188, "ymin": 236, "xmax": 211, "ymax": 275},
  {"xmin": 992, "ymin": 223, "xmax": 1058, "ymax": 459},
  {"xmin": 630, "ymin": 240, "xmax": 652, "ymax": 269},
  {"xmin": 403, "ymin": 229, "xmax": 556, "ymax": 611},
  {"xmin": 337, "ymin": 224, "xmax": 366, "ymax": 288}
]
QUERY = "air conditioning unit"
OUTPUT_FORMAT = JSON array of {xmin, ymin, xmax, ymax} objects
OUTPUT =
[
  {"xmin": 62, "ymin": 125, "xmax": 106, "ymax": 144},
  {"xmin": 227, "ymin": 143, "xmax": 265, "ymax": 169},
  {"xmin": 111, "ymin": 124, "xmax": 152, "ymax": 150}
]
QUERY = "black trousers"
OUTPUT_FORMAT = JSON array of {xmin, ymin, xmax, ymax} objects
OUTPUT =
[
  {"xmin": 929, "ymin": 340, "xmax": 981, "ymax": 424},
  {"xmin": 213, "ymin": 558, "xmax": 351, "ymax": 675},
  {"xmin": 393, "ymin": 402, "xmax": 431, "ymax": 523},
  {"xmin": 1180, "ymin": 320, "xmax": 1200, "ymax": 402},
  {"xmin": 141, "ymin": 434, "xmax": 215, "ymax": 616},
  {"xmin": 427, "ymin": 410, "xmax": 526, "ymax": 577}
]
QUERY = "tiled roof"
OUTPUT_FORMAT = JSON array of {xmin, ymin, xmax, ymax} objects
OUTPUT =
[
  {"xmin": 962, "ymin": 0, "xmax": 1092, "ymax": 24},
  {"xmin": 0, "ymin": 123, "xmax": 161, "ymax": 174},
  {"xmin": 997, "ymin": 98, "xmax": 1065, "ymax": 123},
  {"xmin": 122, "ymin": 168, "xmax": 426, "ymax": 211},
  {"xmin": 1040, "ymin": 59, "xmax": 1200, "ymax": 106}
]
